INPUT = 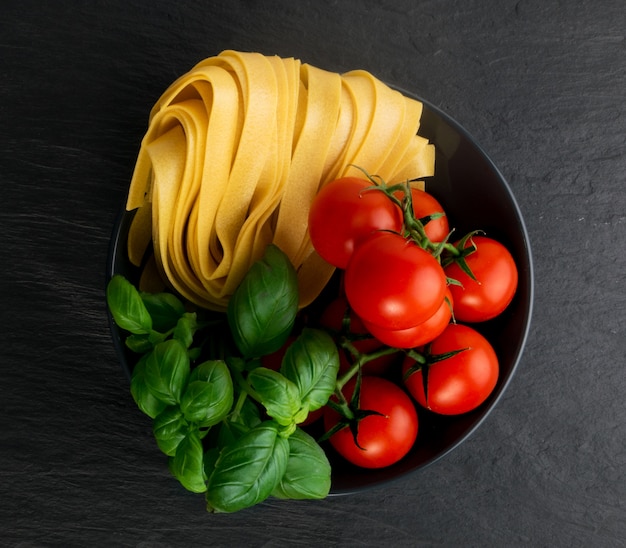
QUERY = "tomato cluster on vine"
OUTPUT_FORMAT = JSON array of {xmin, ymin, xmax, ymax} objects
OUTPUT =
[{"xmin": 305, "ymin": 172, "xmax": 519, "ymax": 469}]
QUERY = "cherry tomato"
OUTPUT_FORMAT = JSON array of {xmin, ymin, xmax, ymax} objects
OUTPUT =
[
  {"xmin": 396, "ymin": 187, "xmax": 449, "ymax": 242},
  {"xmin": 308, "ymin": 177, "xmax": 403, "ymax": 269},
  {"xmin": 362, "ymin": 288, "xmax": 453, "ymax": 349},
  {"xmin": 323, "ymin": 377, "xmax": 418, "ymax": 468},
  {"xmin": 319, "ymin": 297, "xmax": 398, "ymax": 375},
  {"xmin": 403, "ymin": 323, "xmax": 499, "ymax": 415},
  {"xmin": 445, "ymin": 236, "xmax": 518, "ymax": 322},
  {"xmin": 300, "ymin": 407, "xmax": 324, "ymax": 426},
  {"xmin": 345, "ymin": 232, "xmax": 447, "ymax": 330},
  {"xmin": 260, "ymin": 335, "xmax": 297, "ymax": 371}
]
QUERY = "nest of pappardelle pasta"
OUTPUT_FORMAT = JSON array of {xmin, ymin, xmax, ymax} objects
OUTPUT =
[{"xmin": 124, "ymin": 50, "xmax": 434, "ymax": 312}]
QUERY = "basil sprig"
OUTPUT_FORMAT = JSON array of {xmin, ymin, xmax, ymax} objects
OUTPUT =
[{"xmin": 106, "ymin": 244, "xmax": 338, "ymax": 513}]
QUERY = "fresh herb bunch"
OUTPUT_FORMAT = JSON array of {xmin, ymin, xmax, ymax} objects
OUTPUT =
[{"xmin": 106, "ymin": 245, "xmax": 339, "ymax": 513}]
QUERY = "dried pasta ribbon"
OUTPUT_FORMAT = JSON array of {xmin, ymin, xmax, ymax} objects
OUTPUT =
[{"xmin": 273, "ymin": 63, "xmax": 342, "ymax": 267}]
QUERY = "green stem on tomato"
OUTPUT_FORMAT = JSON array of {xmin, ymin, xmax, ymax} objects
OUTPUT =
[
  {"xmin": 328, "ymin": 389, "xmax": 354, "ymax": 420},
  {"xmin": 335, "ymin": 344, "xmax": 400, "ymax": 390},
  {"xmin": 359, "ymin": 169, "xmax": 468, "ymax": 262}
]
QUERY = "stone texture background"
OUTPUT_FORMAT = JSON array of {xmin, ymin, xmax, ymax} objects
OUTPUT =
[{"xmin": 2, "ymin": 1, "xmax": 625, "ymax": 546}]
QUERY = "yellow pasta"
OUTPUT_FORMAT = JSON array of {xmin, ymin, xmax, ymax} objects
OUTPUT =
[
  {"xmin": 272, "ymin": 64, "xmax": 342, "ymax": 266},
  {"xmin": 126, "ymin": 51, "xmax": 435, "ymax": 311}
]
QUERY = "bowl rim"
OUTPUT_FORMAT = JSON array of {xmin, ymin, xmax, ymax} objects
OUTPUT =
[{"xmin": 104, "ymin": 90, "xmax": 534, "ymax": 496}]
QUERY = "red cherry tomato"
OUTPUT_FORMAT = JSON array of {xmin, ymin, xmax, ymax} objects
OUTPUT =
[
  {"xmin": 260, "ymin": 335, "xmax": 297, "ymax": 371},
  {"xmin": 323, "ymin": 377, "xmax": 418, "ymax": 468},
  {"xmin": 362, "ymin": 288, "xmax": 453, "ymax": 348},
  {"xmin": 345, "ymin": 232, "xmax": 447, "ymax": 330},
  {"xmin": 300, "ymin": 407, "xmax": 324, "ymax": 426},
  {"xmin": 319, "ymin": 297, "xmax": 398, "ymax": 375},
  {"xmin": 445, "ymin": 236, "xmax": 518, "ymax": 322},
  {"xmin": 403, "ymin": 323, "xmax": 499, "ymax": 415},
  {"xmin": 308, "ymin": 177, "xmax": 403, "ymax": 269}
]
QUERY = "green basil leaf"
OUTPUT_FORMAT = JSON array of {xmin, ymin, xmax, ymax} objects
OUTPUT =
[
  {"xmin": 125, "ymin": 333, "xmax": 155, "ymax": 353},
  {"xmin": 206, "ymin": 421, "xmax": 289, "ymax": 513},
  {"xmin": 247, "ymin": 367, "xmax": 302, "ymax": 428},
  {"xmin": 173, "ymin": 312, "xmax": 197, "ymax": 349},
  {"xmin": 188, "ymin": 347, "xmax": 202, "ymax": 361},
  {"xmin": 169, "ymin": 430, "xmax": 207, "ymax": 493},
  {"xmin": 140, "ymin": 291, "xmax": 186, "ymax": 332},
  {"xmin": 203, "ymin": 447, "xmax": 220, "ymax": 480},
  {"xmin": 232, "ymin": 396, "xmax": 262, "ymax": 430},
  {"xmin": 181, "ymin": 360, "xmax": 233, "ymax": 427},
  {"xmin": 212, "ymin": 420, "xmax": 244, "ymax": 450},
  {"xmin": 153, "ymin": 406, "xmax": 189, "ymax": 456},
  {"xmin": 144, "ymin": 339, "xmax": 190, "ymax": 405},
  {"xmin": 211, "ymin": 396, "xmax": 262, "ymax": 449},
  {"xmin": 227, "ymin": 244, "xmax": 298, "ymax": 358},
  {"xmin": 106, "ymin": 275, "xmax": 152, "ymax": 334},
  {"xmin": 281, "ymin": 328, "xmax": 340, "ymax": 412},
  {"xmin": 189, "ymin": 359, "xmax": 226, "ymax": 383},
  {"xmin": 130, "ymin": 354, "xmax": 167, "ymax": 419},
  {"xmin": 271, "ymin": 427, "xmax": 331, "ymax": 500}
]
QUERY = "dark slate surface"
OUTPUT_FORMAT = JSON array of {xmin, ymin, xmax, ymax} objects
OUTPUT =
[{"xmin": 2, "ymin": 1, "xmax": 625, "ymax": 546}]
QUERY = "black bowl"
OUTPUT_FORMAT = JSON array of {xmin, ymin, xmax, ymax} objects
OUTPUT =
[{"xmin": 106, "ymin": 93, "xmax": 533, "ymax": 496}]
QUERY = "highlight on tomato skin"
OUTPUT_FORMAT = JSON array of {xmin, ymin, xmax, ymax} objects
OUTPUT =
[
  {"xmin": 402, "ymin": 323, "xmax": 499, "ymax": 416},
  {"xmin": 445, "ymin": 236, "xmax": 518, "ymax": 323},
  {"xmin": 361, "ymin": 287, "xmax": 453, "ymax": 349},
  {"xmin": 323, "ymin": 376, "xmax": 418, "ymax": 469},
  {"xmin": 308, "ymin": 177, "xmax": 403, "ymax": 269}
]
